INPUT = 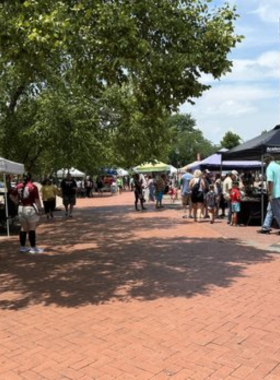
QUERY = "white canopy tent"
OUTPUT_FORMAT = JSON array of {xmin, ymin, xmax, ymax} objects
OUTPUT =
[
  {"xmin": 0, "ymin": 157, "xmax": 25, "ymax": 236},
  {"xmin": 117, "ymin": 168, "xmax": 129, "ymax": 176},
  {"xmin": 56, "ymin": 167, "xmax": 85, "ymax": 178},
  {"xmin": 169, "ymin": 165, "xmax": 178, "ymax": 175}
]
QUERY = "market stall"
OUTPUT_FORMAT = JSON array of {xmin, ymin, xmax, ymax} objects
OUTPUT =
[
  {"xmin": 222, "ymin": 125, "xmax": 280, "ymax": 224},
  {"xmin": 0, "ymin": 156, "xmax": 25, "ymax": 236}
]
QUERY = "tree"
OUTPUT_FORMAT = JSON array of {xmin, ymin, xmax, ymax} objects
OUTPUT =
[
  {"xmin": 220, "ymin": 131, "xmax": 241, "ymax": 150},
  {"xmin": 0, "ymin": 1, "xmax": 243, "ymax": 170},
  {"xmin": 166, "ymin": 114, "xmax": 217, "ymax": 167}
]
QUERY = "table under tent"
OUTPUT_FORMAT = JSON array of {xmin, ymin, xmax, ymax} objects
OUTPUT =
[
  {"xmin": 0, "ymin": 157, "xmax": 25, "ymax": 236},
  {"xmin": 222, "ymin": 124, "xmax": 280, "ymax": 225}
]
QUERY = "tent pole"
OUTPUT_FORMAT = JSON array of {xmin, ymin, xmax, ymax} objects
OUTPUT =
[{"xmin": 3, "ymin": 173, "xmax": 10, "ymax": 237}]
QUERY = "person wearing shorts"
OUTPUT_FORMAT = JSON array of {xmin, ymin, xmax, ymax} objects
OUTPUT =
[
  {"xmin": 10, "ymin": 174, "xmax": 44, "ymax": 254},
  {"xmin": 181, "ymin": 169, "xmax": 193, "ymax": 218},
  {"xmin": 60, "ymin": 173, "xmax": 77, "ymax": 217}
]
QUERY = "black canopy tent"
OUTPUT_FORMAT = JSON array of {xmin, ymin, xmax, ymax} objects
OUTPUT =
[
  {"xmin": 221, "ymin": 125, "xmax": 280, "ymax": 161},
  {"xmin": 221, "ymin": 125, "xmax": 280, "ymax": 224}
]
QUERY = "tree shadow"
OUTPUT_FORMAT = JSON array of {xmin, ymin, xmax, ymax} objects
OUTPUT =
[{"xmin": 0, "ymin": 203, "xmax": 274, "ymax": 310}]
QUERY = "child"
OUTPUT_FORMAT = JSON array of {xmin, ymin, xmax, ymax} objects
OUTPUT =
[
  {"xmin": 205, "ymin": 184, "xmax": 217, "ymax": 224},
  {"xmin": 168, "ymin": 186, "xmax": 177, "ymax": 203},
  {"xmin": 230, "ymin": 181, "xmax": 241, "ymax": 226}
]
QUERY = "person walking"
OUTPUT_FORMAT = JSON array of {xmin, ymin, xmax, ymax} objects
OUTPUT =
[
  {"xmin": 60, "ymin": 173, "xmax": 77, "ymax": 217},
  {"xmin": 181, "ymin": 168, "xmax": 194, "ymax": 218},
  {"xmin": 189, "ymin": 170, "xmax": 206, "ymax": 223},
  {"xmin": 155, "ymin": 174, "xmax": 166, "ymax": 209},
  {"xmin": 257, "ymin": 202, "xmax": 273, "ymax": 234},
  {"xmin": 133, "ymin": 174, "xmax": 146, "ymax": 211},
  {"xmin": 147, "ymin": 175, "xmax": 155, "ymax": 202},
  {"xmin": 10, "ymin": 174, "xmax": 44, "ymax": 254},
  {"xmin": 263, "ymin": 154, "xmax": 280, "ymax": 232},
  {"xmin": 41, "ymin": 178, "xmax": 59, "ymax": 219}
]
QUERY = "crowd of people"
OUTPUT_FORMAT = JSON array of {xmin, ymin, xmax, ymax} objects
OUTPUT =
[{"xmin": 4, "ymin": 154, "xmax": 280, "ymax": 254}]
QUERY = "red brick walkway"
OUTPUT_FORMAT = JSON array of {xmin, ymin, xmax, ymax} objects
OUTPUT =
[{"xmin": 1, "ymin": 193, "xmax": 280, "ymax": 379}]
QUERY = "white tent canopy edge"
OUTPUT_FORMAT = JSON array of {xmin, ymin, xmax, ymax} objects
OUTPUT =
[{"xmin": 0, "ymin": 157, "xmax": 25, "ymax": 236}]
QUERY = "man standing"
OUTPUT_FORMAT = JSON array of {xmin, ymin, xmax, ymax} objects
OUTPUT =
[
  {"xmin": 223, "ymin": 170, "xmax": 238, "ymax": 224},
  {"xmin": 181, "ymin": 168, "xmax": 194, "ymax": 218},
  {"xmin": 60, "ymin": 173, "xmax": 77, "ymax": 217},
  {"xmin": 10, "ymin": 174, "xmax": 44, "ymax": 254},
  {"xmin": 263, "ymin": 154, "xmax": 280, "ymax": 230}
]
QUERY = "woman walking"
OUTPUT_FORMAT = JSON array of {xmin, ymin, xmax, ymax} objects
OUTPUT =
[{"xmin": 189, "ymin": 170, "xmax": 206, "ymax": 223}]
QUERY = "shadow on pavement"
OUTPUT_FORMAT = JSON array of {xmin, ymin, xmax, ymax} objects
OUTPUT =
[{"xmin": 0, "ymin": 205, "xmax": 274, "ymax": 310}]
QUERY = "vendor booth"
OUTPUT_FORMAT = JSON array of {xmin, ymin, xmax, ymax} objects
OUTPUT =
[
  {"xmin": 0, "ymin": 156, "xmax": 25, "ymax": 236},
  {"xmin": 222, "ymin": 125, "xmax": 280, "ymax": 225}
]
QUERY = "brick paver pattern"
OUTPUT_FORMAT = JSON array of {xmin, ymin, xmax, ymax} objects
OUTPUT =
[{"xmin": 1, "ymin": 193, "xmax": 280, "ymax": 379}]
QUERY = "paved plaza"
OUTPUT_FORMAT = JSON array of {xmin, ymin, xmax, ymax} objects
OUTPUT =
[{"xmin": 2, "ymin": 193, "xmax": 280, "ymax": 379}]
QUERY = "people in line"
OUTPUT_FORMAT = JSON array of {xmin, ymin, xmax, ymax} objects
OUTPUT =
[{"xmin": 10, "ymin": 174, "xmax": 44, "ymax": 254}]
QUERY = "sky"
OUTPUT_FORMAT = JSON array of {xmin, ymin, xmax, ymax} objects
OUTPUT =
[{"xmin": 179, "ymin": 0, "xmax": 280, "ymax": 145}]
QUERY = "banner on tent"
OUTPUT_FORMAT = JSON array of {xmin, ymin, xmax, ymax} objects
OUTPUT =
[{"xmin": 266, "ymin": 147, "xmax": 280, "ymax": 153}]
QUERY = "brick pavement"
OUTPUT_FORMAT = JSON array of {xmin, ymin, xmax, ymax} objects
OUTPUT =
[{"xmin": 1, "ymin": 192, "xmax": 280, "ymax": 379}]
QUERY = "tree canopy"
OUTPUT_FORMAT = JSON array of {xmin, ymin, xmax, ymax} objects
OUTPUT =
[
  {"xmin": 0, "ymin": 0, "xmax": 243, "ymax": 173},
  {"xmin": 220, "ymin": 131, "xmax": 242, "ymax": 150},
  {"xmin": 166, "ymin": 113, "xmax": 218, "ymax": 167}
]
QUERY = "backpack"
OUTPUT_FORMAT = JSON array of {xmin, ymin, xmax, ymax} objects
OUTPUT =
[
  {"xmin": 191, "ymin": 179, "xmax": 201, "ymax": 196},
  {"xmin": 191, "ymin": 179, "xmax": 204, "ymax": 202}
]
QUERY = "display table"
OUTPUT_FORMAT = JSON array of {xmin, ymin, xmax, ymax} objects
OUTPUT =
[{"xmin": 238, "ymin": 194, "xmax": 268, "ymax": 226}]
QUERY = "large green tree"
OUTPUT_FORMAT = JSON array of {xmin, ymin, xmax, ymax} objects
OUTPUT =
[
  {"xmin": 0, "ymin": 0, "xmax": 243, "ymax": 171},
  {"xmin": 167, "ymin": 113, "xmax": 217, "ymax": 167}
]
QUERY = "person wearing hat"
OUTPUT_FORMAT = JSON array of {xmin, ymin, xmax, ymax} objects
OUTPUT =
[
  {"xmin": 263, "ymin": 154, "xmax": 280, "ymax": 231},
  {"xmin": 222, "ymin": 170, "xmax": 238, "ymax": 224},
  {"xmin": 10, "ymin": 174, "xmax": 44, "ymax": 254}
]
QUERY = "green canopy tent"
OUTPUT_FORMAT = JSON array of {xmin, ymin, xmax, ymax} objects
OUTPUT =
[{"xmin": 134, "ymin": 161, "xmax": 170, "ymax": 173}]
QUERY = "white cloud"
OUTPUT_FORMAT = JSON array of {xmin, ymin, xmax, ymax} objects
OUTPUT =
[
  {"xmin": 252, "ymin": 0, "xmax": 280, "ymax": 23},
  {"xmin": 199, "ymin": 51, "xmax": 279, "ymax": 84},
  {"xmin": 180, "ymin": 83, "xmax": 279, "ymax": 143}
]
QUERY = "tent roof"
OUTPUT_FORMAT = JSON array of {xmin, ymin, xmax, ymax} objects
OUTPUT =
[
  {"xmin": 199, "ymin": 152, "xmax": 262, "ymax": 170},
  {"xmin": 134, "ymin": 161, "xmax": 170, "ymax": 173},
  {"xmin": 0, "ymin": 157, "xmax": 24, "ymax": 174},
  {"xmin": 222, "ymin": 125, "xmax": 280, "ymax": 161},
  {"xmin": 56, "ymin": 168, "xmax": 85, "ymax": 177}
]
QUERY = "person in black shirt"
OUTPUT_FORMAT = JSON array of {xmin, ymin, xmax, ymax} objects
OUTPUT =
[
  {"xmin": 60, "ymin": 173, "xmax": 77, "ymax": 217},
  {"xmin": 133, "ymin": 174, "xmax": 146, "ymax": 211}
]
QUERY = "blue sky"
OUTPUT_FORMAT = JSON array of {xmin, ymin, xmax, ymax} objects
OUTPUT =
[{"xmin": 180, "ymin": 0, "xmax": 280, "ymax": 144}]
